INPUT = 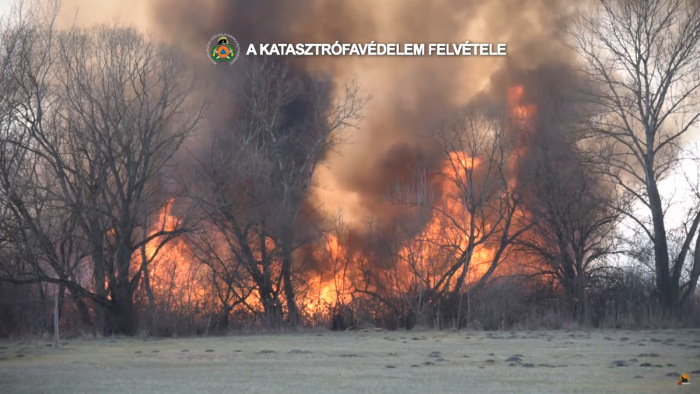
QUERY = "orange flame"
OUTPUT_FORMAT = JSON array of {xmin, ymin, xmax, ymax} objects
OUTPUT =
[
  {"xmin": 506, "ymin": 85, "xmax": 537, "ymax": 189},
  {"xmin": 131, "ymin": 86, "xmax": 539, "ymax": 323},
  {"xmin": 507, "ymin": 85, "xmax": 537, "ymax": 128},
  {"xmin": 309, "ymin": 151, "xmax": 497, "ymax": 304},
  {"xmin": 419, "ymin": 153, "xmax": 495, "ymax": 283},
  {"xmin": 306, "ymin": 234, "xmax": 353, "ymax": 315},
  {"xmin": 133, "ymin": 201, "xmax": 213, "ymax": 314},
  {"xmin": 311, "ymin": 87, "xmax": 537, "ymax": 301}
]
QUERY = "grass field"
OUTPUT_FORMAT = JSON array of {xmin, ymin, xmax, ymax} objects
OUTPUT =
[{"xmin": 1, "ymin": 328, "xmax": 699, "ymax": 393}]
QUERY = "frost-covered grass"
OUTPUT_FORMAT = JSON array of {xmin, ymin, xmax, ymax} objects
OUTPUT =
[{"xmin": 1, "ymin": 328, "xmax": 699, "ymax": 393}]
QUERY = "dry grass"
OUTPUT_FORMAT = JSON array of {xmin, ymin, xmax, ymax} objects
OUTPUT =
[{"xmin": 1, "ymin": 329, "xmax": 699, "ymax": 393}]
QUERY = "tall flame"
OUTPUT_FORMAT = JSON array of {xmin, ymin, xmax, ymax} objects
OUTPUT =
[
  {"xmin": 507, "ymin": 86, "xmax": 537, "ymax": 124},
  {"xmin": 306, "ymin": 233, "xmax": 353, "ymax": 315},
  {"xmin": 133, "ymin": 201, "xmax": 213, "ymax": 315},
  {"xmin": 308, "ymin": 150, "xmax": 496, "ymax": 308},
  {"xmin": 130, "ymin": 86, "xmax": 538, "ymax": 324},
  {"xmin": 310, "ymin": 86, "xmax": 536, "ymax": 308}
]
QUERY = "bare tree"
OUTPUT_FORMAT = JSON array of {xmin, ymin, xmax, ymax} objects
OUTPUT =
[
  {"xmin": 0, "ymin": 0, "xmax": 95, "ymax": 330},
  {"xmin": 388, "ymin": 108, "xmax": 530, "ymax": 327},
  {"xmin": 433, "ymin": 109, "xmax": 529, "ymax": 302},
  {"xmin": 191, "ymin": 57, "xmax": 365, "ymax": 326},
  {"xmin": 518, "ymin": 139, "xmax": 621, "ymax": 322},
  {"xmin": 349, "ymin": 220, "xmax": 419, "ymax": 329},
  {"xmin": 189, "ymin": 110, "xmax": 286, "ymax": 326},
  {"xmin": 569, "ymin": 0, "xmax": 700, "ymax": 313},
  {"xmin": 185, "ymin": 221, "xmax": 257, "ymax": 330},
  {"xmin": 386, "ymin": 170, "xmax": 440, "ymax": 327},
  {"xmin": 55, "ymin": 26, "xmax": 200, "ymax": 334},
  {"xmin": 0, "ymin": 6, "xmax": 201, "ymax": 334}
]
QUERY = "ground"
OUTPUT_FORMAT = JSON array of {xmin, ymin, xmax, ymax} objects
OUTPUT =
[{"xmin": 1, "ymin": 328, "xmax": 699, "ymax": 393}]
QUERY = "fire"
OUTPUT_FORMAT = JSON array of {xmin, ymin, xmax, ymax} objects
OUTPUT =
[
  {"xmin": 308, "ymin": 150, "xmax": 496, "ymax": 308},
  {"xmin": 447, "ymin": 151, "xmax": 480, "ymax": 175},
  {"xmin": 129, "ymin": 85, "xmax": 539, "ymax": 325},
  {"xmin": 416, "ymin": 152, "xmax": 495, "ymax": 284},
  {"xmin": 310, "ymin": 86, "xmax": 537, "ymax": 308},
  {"xmin": 306, "ymin": 234, "xmax": 353, "ymax": 315},
  {"xmin": 133, "ymin": 201, "xmax": 213, "ymax": 314},
  {"xmin": 507, "ymin": 85, "xmax": 537, "ymax": 128},
  {"xmin": 506, "ymin": 85, "xmax": 537, "ymax": 189}
]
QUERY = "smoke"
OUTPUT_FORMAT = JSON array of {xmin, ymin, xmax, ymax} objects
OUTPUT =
[{"xmin": 56, "ymin": 0, "xmax": 584, "ymax": 233}]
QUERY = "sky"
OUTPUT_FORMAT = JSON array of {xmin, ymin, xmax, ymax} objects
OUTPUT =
[{"xmin": 0, "ymin": 0, "xmax": 10, "ymax": 15}]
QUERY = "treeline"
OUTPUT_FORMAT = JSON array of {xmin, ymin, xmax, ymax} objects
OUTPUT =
[{"xmin": 1, "ymin": 0, "xmax": 700, "ymax": 337}]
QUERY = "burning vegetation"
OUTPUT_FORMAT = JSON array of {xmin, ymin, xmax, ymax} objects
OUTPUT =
[
  {"xmin": 127, "ymin": 80, "xmax": 540, "ymax": 331},
  {"xmin": 1, "ymin": 0, "xmax": 700, "ymax": 337}
]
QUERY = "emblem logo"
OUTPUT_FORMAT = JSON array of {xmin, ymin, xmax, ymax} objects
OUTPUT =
[{"xmin": 207, "ymin": 33, "xmax": 241, "ymax": 65}]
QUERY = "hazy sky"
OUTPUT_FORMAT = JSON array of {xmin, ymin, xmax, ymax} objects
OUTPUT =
[{"xmin": 0, "ymin": 0, "xmax": 11, "ymax": 14}]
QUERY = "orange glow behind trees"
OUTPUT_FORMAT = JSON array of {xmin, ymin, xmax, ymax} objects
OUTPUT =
[
  {"xmin": 133, "ymin": 202, "xmax": 215, "ymax": 323},
  {"xmin": 130, "ymin": 85, "xmax": 539, "ymax": 327},
  {"xmin": 305, "ymin": 86, "xmax": 536, "ymax": 316}
]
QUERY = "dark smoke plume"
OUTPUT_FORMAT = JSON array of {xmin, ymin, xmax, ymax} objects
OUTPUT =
[{"xmin": 58, "ymin": 0, "xmax": 586, "ymax": 243}]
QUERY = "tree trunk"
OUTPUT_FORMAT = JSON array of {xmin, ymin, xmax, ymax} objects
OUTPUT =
[
  {"xmin": 571, "ymin": 275, "xmax": 586, "ymax": 323},
  {"xmin": 281, "ymin": 250, "xmax": 300, "ymax": 326},
  {"xmin": 647, "ymin": 178, "xmax": 675, "ymax": 313},
  {"xmin": 92, "ymin": 253, "xmax": 108, "ymax": 334},
  {"xmin": 258, "ymin": 283, "xmax": 282, "ymax": 327},
  {"xmin": 57, "ymin": 284, "xmax": 66, "ymax": 320},
  {"xmin": 142, "ymin": 266, "xmax": 156, "ymax": 334},
  {"xmin": 105, "ymin": 249, "xmax": 138, "ymax": 335},
  {"xmin": 681, "ymin": 230, "xmax": 700, "ymax": 309},
  {"xmin": 451, "ymin": 248, "xmax": 472, "ymax": 301},
  {"xmin": 71, "ymin": 290, "xmax": 94, "ymax": 333},
  {"xmin": 104, "ymin": 298, "xmax": 137, "ymax": 336},
  {"xmin": 218, "ymin": 305, "xmax": 232, "ymax": 331},
  {"xmin": 141, "ymin": 204, "xmax": 157, "ymax": 334}
]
